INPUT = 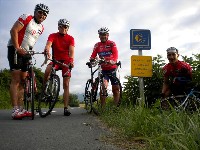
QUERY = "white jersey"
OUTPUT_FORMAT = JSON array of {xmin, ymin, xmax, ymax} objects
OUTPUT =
[{"xmin": 8, "ymin": 14, "xmax": 44, "ymax": 51}]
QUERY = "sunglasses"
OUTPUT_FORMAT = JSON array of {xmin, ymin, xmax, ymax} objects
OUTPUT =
[
  {"xmin": 59, "ymin": 25, "xmax": 68, "ymax": 29},
  {"xmin": 167, "ymin": 53, "xmax": 177, "ymax": 57},
  {"xmin": 99, "ymin": 33, "xmax": 108, "ymax": 36},
  {"xmin": 37, "ymin": 10, "xmax": 47, "ymax": 16}
]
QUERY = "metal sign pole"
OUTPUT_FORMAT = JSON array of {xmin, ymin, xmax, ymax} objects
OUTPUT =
[
  {"xmin": 138, "ymin": 50, "xmax": 145, "ymax": 106},
  {"xmin": 130, "ymin": 29, "xmax": 151, "ymax": 107}
]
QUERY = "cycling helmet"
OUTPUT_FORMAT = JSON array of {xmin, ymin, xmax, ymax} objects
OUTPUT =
[
  {"xmin": 98, "ymin": 27, "xmax": 109, "ymax": 34},
  {"xmin": 166, "ymin": 47, "xmax": 178, "ymax": 53},
  {"xmin": 35, "ymin": 3, "xmax": 49, "ymax": 14},
  {"xmin": 58, "ymin": 19, "xmax": 70, "ymax": 27}
]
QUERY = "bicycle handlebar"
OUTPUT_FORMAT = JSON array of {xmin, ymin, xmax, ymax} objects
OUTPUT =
[
  {"xmin": 24, "ymin": 50, "xmax": 48, "ymax": 67},
  {"xmin": 26, "ymin": 51, "xmax": 45, "ymax": 55},
  {"xmin": 48, "ymin": 58, "xmax": 72, "ymax": 70},
  {"xmin": 86, "ymin": 57, "xmax": 121, "ymax": 68}
]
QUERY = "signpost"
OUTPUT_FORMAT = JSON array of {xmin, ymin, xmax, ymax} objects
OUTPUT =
[
  {"xmin": 130, "ymin": 29, "xmax": 151, "ymax": 50},
  {"xmin": 130, "ymin": 29, "xmax": 151, "ymax": 106},
  {"xmin": 131, "ymin": 55, "xmax": 152, "ymax": 77}
]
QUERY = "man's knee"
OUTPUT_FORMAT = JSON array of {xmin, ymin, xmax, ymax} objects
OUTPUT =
[{"xmin": 112, "ymin": 85, "xmax": 119, "ymax": 94}]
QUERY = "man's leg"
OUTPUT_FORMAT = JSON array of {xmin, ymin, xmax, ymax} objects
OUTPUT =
[
  {"xmin": 17, "ymin": 71, "xmax": 27, "ymax": 108},
  {"xmin": 100, "ymin": 79, "xmax": 108, "ymax": 107},
  {"xmin": 63, "ymin": 77, "xmax": 71, "ymax": 116},
  {"xmin": 10, "ymin": 70, "xmax": 25, "ymax": 119},
  {"xmin": 10, "ymin": 70, "xmax": 21, "ymax": 108},
  {"xmin": 43, "ymin": 65, "xmax": 52, "ymax": 88},
  {"xmin": 112, "ymin": 85, "xmax": 120, "ymax": 106}
]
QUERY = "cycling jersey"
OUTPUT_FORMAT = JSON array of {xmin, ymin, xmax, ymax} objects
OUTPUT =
[
  {"xmin": 163, "ymin": 60, "xmax": 192, "ymax": 95},
  {"xmin": 7, "ymin": 14, "xmax": 44, "ymax": 51},
  {"xmin": 47, "ymin": 32, "xmax": 75, "ymax": 61},
  {"xmin": 163, "ymin": 60, "xmax": 192, "ymax": 80},
  {"xmin": 90, "ymin": 40, "xmax": 118, "ymax": 70}
]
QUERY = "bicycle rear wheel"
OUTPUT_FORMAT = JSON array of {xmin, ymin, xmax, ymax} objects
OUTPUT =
[{"xmin": 38, "ymin": 75, "xmax": 60, "ymax": 117}]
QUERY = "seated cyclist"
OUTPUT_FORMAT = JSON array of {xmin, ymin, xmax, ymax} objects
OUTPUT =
[
  {"xmin": 161, "ymin": 47, "xmax": 192, "ymax": 98},
  {"xmin": 89, "ymin": 27, "xmax": 120, "ymax": 107}
]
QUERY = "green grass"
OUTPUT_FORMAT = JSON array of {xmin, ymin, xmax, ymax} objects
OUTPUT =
[{"xmin": 99, "ymin": 104, "xmax": 200, "ymax": 150}]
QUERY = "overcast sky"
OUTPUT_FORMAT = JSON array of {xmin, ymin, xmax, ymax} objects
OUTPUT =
[{"xmin": 1, "ymin": 0, "xmax": 200, "ymax": 94}]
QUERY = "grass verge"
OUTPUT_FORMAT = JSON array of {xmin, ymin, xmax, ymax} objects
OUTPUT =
[{"xmin": 98, "ymin": 105, "xmax": 200, "ymax": 150}]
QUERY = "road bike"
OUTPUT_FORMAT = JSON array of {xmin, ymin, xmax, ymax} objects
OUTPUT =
[
  {"xmin": 22, "ymin": 51, "xmax": 44, "ymax": 120},
  {"xmin": 84, "ymin": 58, "xmax": 122, "ymax": 114},
  {"xmin": 38, "ymin": 58, "xmax": 71, "ymax": 117},
  {"xmin": 160, "ymin": 85, "xmax": 200, "ymax": 112}
]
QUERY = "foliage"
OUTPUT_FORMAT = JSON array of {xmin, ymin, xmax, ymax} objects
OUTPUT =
[
  {"xmin": 122, "ymin": 54, "xmax": 200, "ymax": 107},
  {"xmin": 69, "ymin": 93, "xmax": 80, "ymax": 107},
  {"xmin": 100, "ymin": 105, "xmax": 200, "ymax": 150},
  {"xmin": 0, "ymin": 69, "xmax": 11, "ymax": 109},
  {"xmin": 0, "ymin": 68, "xmax": 80, "ymax": 109}
]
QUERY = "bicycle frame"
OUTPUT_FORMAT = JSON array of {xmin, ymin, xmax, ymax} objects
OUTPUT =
[
  {"xmin": 161, "ymin": 86, "xmax": 200, "ymax": 111},
  {"xmin": 23, "ymin": 51, "xmax": 44, "ymax": 120},
  {"xmin": 84, "ymin": 58, "xmax": 122, "ymax": 113},
  {"xmin": 38, "ymin": 58, "xmax": 70, "ymax": 117},
  {"xmin": 175, "ymin": 87, "xmax": 200, "ymax": 110}
]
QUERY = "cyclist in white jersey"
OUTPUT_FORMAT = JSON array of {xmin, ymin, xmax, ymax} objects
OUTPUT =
[{"xmin": 7, "ymin": 3, "xmax": 49, "ymax": 119}]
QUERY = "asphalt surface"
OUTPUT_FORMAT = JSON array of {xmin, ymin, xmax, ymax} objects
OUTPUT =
[{"xmin": 0, "ymin": 107, "xmax": 122, "ymax": 150}]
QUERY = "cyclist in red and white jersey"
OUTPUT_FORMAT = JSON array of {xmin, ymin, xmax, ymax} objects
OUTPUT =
[
  {"xmin": 43, "ymin": 19, "xmax": 75, "ymax": 116},
  {"xmin": 161, "ymin": 47, "xmax": 192, "ymax": 98},
  {"xmin": 90, "ymin": 27, "xmax": 120, "ymax": 107},
  {"xmin": 7, "ymin": 3, "xmax": 49, "ymax": 119}
]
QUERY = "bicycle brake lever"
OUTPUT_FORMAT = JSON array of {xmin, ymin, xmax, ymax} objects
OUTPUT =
[
  {"xmin": 86, "ymin": 62, "xmax": 92, "ymax": 68},
  {"xmin": 41, "ymin": 54, "xmax": 48, "ymax": 67}
]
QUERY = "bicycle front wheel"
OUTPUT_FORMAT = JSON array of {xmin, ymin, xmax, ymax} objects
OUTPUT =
[
  {"xmin": 84, "ymin": 79, "xmax": 94, "ymax": 113},
  {"xmin": 38, "ymin": 75, "xmax": 60, "ymax": 117},
  {"xmin": 183, "ymin": 97, "xmax": 200, "ymax": 112},
  {"xmin": 23, "ymin": 70, "xmax": 35, "ymax": 120}
]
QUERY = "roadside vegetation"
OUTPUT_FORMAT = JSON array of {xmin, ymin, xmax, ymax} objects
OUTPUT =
[
  {"xmin": 0, "ymin": 67, "xmax": 79, "ymax": 109},
  {"xmin": 99, "ymin": 102, "xmax": 200, "ymax": 150},
  {"xmin": 98, "ymin": 54, "xmax": 200, "ymax": 150},
  {"xmin": 1, "ymin": 54, "xmax": 200, "ymax": 149}
]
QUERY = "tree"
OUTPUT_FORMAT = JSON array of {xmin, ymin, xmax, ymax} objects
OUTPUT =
[
  {"xmin": 69, "ymin": 93, "xmax": 80, "ymax": 107},
  {"xmin": 122, "ymin": 54, "xmax": 200, "ymax": 107}
]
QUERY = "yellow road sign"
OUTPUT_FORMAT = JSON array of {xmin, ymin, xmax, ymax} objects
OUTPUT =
[{"xmin": 131, "ymin": 55, "xmax": 152, "ymax": 77}]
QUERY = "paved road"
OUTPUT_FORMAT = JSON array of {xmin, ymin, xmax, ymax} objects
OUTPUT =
[{"xmin": 0, "ymin": 107, "xmax": 122, "ymax": 150}]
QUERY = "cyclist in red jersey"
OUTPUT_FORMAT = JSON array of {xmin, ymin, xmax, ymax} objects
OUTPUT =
[
  {"xmin": 7, "ymin": 3, "xmax": 49, "ymax": 119},
  {"xmin": 90, "ymin": 27, "xmax": 120, "ymax": 107},
  {"xmin": 43, "ymin": 19, "xmax": 75, "ymax": 116},
  {"xmin": 161, "ymin": 47, "xmax": 192, "ymax": 98}
]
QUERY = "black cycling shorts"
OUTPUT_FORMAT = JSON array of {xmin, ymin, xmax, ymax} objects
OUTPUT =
[
  {"xmin": 7, "ymin": 46, "xmax": 30, "ymax": 72},
  {"xmin": 102, "ymin": 69, "xmax": 119, "ymax": 85}
]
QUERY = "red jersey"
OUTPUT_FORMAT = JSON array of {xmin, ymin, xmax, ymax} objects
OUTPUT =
[
  {"xmin": 47, "ymin": 32, "xmax": 75, "ymax": 61},
  {"xmin": 8, "ymin": 14, "xmax": 44, "ymax": 51},
  {"xmin": 90, "ymin": 40, "xmax": 118, "ymax": 70},
  {"xmin": 162, "ymin": 60, "xmax": 192, "ymax": 79}
]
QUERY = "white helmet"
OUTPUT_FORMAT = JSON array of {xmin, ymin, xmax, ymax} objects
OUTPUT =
[
  {"xmin": 35, "ymin": 3, "xmax": 49, "ymax": 14},
  {"xmin": 58, "ymin": 19, "xmax": 70, "ymax": 27},
  {"xmin": 166, "ymin": 47, "xmax": 178, "ymax": 53},
  {"xmin": 98, "ymin": 27, "xmax": 109, "ymax": 34}
]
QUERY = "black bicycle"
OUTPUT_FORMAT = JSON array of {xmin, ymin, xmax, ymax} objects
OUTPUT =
[
  {"xmin": 160, "ymin": 85, "xmax": 200, "ymax": 112},
  {"xmin": 84, "ymin": 58, "xmax": 122, "ymax": 113},
  {"xmin": 23, "ymin": 51, "xmax": 44, "ymax": 120},
  {"xmin": 38, "ymin": 58, "xmax": 71, "ymax": 117}
]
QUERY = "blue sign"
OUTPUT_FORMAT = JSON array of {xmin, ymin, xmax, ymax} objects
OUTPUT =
[{"xmin": 130, "ymin": 29, "xmax": 151, "ymax": 50}]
